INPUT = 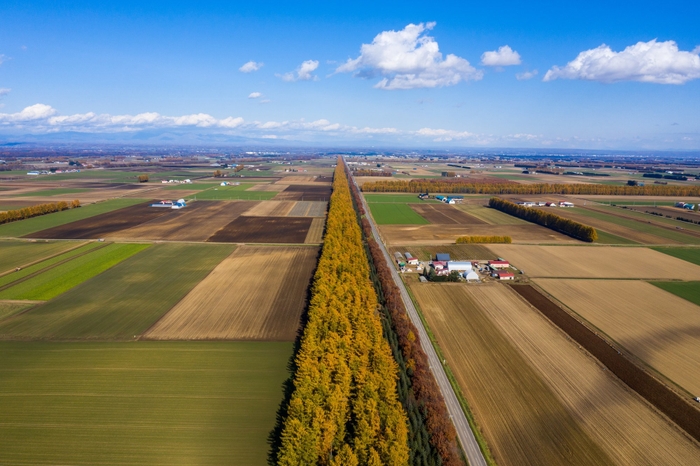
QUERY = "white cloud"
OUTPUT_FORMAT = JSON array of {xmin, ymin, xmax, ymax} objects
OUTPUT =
[
  {"xmin": 544, "ymin": 39, "xmax": 700, "ymax": 84},
  {"xmin": 0, "ymin": 88, "xmax": 10, "ymax": 96},
  {"xmin": 0, "ymin": 103, "xmax": 57, "ymax": 122},
  {"xmin": 279, "ymin": 60, "xmax": 319, "ymax": 82},
  {"xmin": 415, "ymin": 127, "xmax": 474, "ymax": 141},
  {"xmin": 481, "ymin": 45, "xmax": 522, "ymax": 66},
  {"xmin": 248, "ymin": 92, "xmax": 262, "ymax": 99},
  {"xmin": 336, "ymin": 22, "xmax": 482, "ymax": 90},
  {"xmin": 239, "ymin": 61, "xmax": 263, "ymax": 73},
  {"xmin": 516, "ymin": 69, "xmax": 538, "ymax": 80}
]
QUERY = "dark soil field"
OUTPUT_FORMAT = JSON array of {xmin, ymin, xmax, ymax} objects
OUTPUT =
[
  {"xmin": 410, "ymin": 203, "xmax": 487, "ymax": 224},
  {"xmin": 510, "ymin": 284, "xmax": 700, "ymax": 444},
  {"xmin": 273, "ymin": 184, "xmax": 332, "ymax": 201},
  {"xmin": 207, "ymin": 216, "xmax": 313, "ymax": 243},
  {"xmin": 24, "ymin": 202, "xmax": 172, "ymax": 239},
  {"xmin": 110, "ymin": 201, "xmax": 258, "ymax": 241}
]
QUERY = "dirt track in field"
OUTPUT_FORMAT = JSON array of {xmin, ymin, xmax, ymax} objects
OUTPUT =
[
  {"xmin": 380, "ymin": 224, "xmax": 578, "ymax": 245},
  {"xmin": 25, "ymin": 202, "xmax": 171, "ymax": 239},
  {"xmin": 207, "ymin": 216, "xmax": 313, "ymax": 243},
  {"xmin": 488, "ymin": 245, "xmax": 700, "ymax": 279},
  {"xmin": 272, "ymin": 184, "xmax": 332, "ymax": 201},
  {"xmin": 511, "ymin": 284, "xmax": 700, "ymax": 445},
  {"xmin": 536, "ymin": 279, "xmax": 700, "ymax": 395},
  {"xmin": 474, "ymin": 284, "xmax": 700, "ymax": 465},
  {"xmin": 144, "ymin": 246, "xmax": 318, "ymax": 340},
  {"xmin": 107, "ymin": 201, "xmax": 258, "ymax": 241},
  {"xmin": 410, "ymin": 283, "xmax": 612, "ymax": 466},
  {"xmin": 410, "ymin": 203, "xmax": 487, "ymax": 225},
  {"xmin": 304, "ymin": 218, "xmax": 325, "ymax": 243}
]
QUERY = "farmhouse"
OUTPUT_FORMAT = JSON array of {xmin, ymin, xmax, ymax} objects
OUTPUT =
[
  {"xmin": 488, "ymin": 260, "xmax": 510, "ymax": 269},
  {"xmin": 494, "ymin": 271, "xmax": 514, "ymax": 280},
  {"xmin": 405, "ymin": 252, "xmax": 419, "ymax": 265},
  {"xmin": 432, "ymin": 261, "xmax": 447, "ymax": 270}
]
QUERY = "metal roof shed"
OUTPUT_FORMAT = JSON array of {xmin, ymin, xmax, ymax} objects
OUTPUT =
[{"xmin": 436, "ymin": 253, "xmax": 450, "ymax": 261}]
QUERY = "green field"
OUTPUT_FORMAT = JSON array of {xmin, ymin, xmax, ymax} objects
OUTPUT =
[
  {"xmin": 0, "ymin": 341, "xmax": 291, "ymax": 465},
  {"xmin": 0, "ymin": 302, "xmax": 34, "ymax": 321},
  {"xmin": 0, "ymin": 243, "xmax": 149, "ymax": 301},
  {"xmin": 651, "ymin": 247, "xmax": 700, "ymax": 267},
  {"xmin": 363, "ymin": 193, "xmax": 439, "ymax": 204},
  {"xmin": 593, "ymin": 229, "xmax": 639, "ymax": 245},
  {"xmin": 190, "ymin": 184, "xmax": 278, "ymax": 200},
  {"xmin": 0, "ymin": 240, "xmax": 81, "ymax": 272},
  {"xmin": 0, "ymin": 242, "xmax": 102, "ymax": 289},
  {"xmin": 572, "ymin": 207, "xmax": 700, "ymax": 244},
  {"xmin": 15, "ymin": 187, "xmax": 89, "ymax": 197},
  {"xmin": 0, "ymin": 198, "xmax": 147, "ymax": 237},
  {"xmin": 368, "ymin": 203, "xmax": 429, "ymax": 225},
  {"xmin": 597, "ymin": 206, "xmax": 700, "ymax": 233},
  {"xmin": 651, "ymin": 281, "xmax": 700, "ymax": 307},
  {"xmin": 456, "ymin": 205, "xmax": 529, "ymax": 225},
  {"xmin": 0, "ymin": 243, "xmax": 234, "ymax": 340},
  {"xmin": 164, "ymin": 182, "xmax": 218, "ymax": 190},
  {"xmin": 584, "ymin": 199, "xmax": 681, "ymax": 207}
]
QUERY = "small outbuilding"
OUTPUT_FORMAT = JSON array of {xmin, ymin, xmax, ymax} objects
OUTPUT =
[
  {"xmin": 494, "ymin": 271, "xmax": 514, "ymax": 280},
  {"xmin": 463, "ymin": 270, "xmax": 479, "ymax": 281},
  {"xmin": 488, "ymin": 260, "xmax": 510, "ymax": 269},
  {"xmin": 436, "ymin": 253, "xmax": 451, "ymax": 262}
]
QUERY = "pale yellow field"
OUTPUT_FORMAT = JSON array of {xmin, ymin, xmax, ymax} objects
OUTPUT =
[
  {"xmin": 536, "ymin": 279, "xmax": 700, "ymax": 395},
  {"xmin": 145, "ymin": 246, "xmax": 319, "ymax": 340},
  {"xmin": 488, "ymin": 245, "xmax": 700, "ymax": 279},
  {"xmin": 246, "ymin": 183, "xmax": 287, "ymax": 192},
  {"xmin": 274, "ymin": 176, "xmax": 319, "ymax": 184},
  {"xmin": 304, "ymin": 218, "xmax": 325, "ymax": 244},
  {"xmin": 242, "ymin": 200, "xmax": 297, "ymax": 217},
  {"xmin": 471, "ymin": 283, "xmax": 700, "ymax": 465}
]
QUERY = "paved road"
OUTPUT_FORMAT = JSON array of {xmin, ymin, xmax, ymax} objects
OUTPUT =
[{"xmin": 350, "ymin": 171, "xmax": 488, "ymax": 466}]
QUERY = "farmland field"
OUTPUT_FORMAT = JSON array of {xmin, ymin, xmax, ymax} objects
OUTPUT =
[
  {"xmin": 363, "ymin": 193, "xmax": 439, "ymax": 204},
  {"xmin": 0, "ymin": 243, "xmax": 149, "ymax": 301},
  {"xmin": 488, "ymin": 245, "xmax": 700, "ymax": 279},
  {"xmin": 272, "ymin": 184, "xmax": 332, "ymax": 201},
  {"xmin": 380, "ymin": 224, "xmax": 578, "ymax": 245},
  {"xmin": 456, "ymin": 204, "xmax": 530, "ymax": 225},
  {"xmin": 391, "ymin": 244, "xmax": 493, "ymax": 261},
  {"xmin": 13, "ymin": 187, "xmax": 89, "ymax": 197},
  {"xmin": 0, "ymin": 301, "xmax": 34, "ymax": 321},
  {"xmin": 652, "ymin": 246, "xmax": 700, "ymax": 266},
  {"xmin": 651, "ymin": 281, "xmax": 700, "ymax": 306},
  {"xmin": 369, "ymin": 203, "xmax": 429, "ymax": 224},
  {"xmin": 192, "ymin": 184, "xmax": 278, "ymax": 200},
  {"xmin": 0, "ymin": 341, "xmax": 292, "ymax": 465},
  {"xmin": 208, "ymin": 216, "xmax": 313, "ymax": 243},
  {"xmin": 0, "ymin": 243, "xmax": 235, "ymax": 340},
  {"xmin": 146, "ymin": 246, "xmax": 318, "ymax": 340},
  {"xmin": 288, "ymin": 200, "xmax": 327, "ymax": 217},
  {"xmin": 409, "ymin": 203, "xmax": 486, "ymax": 224},
  {"xmin": 465, "ymin": 284, "xmax": 700, "ymax": 465},
  {"xmin": 242, "ymin": 200, "xmax": 296, "ymax": 217},
  {"xmin": 304, "ymin": 218, "xmax": 325, "ymax": 243},
  {"xmin": 536, "ymin": 279, "xmax": 700, "ymax": 395},
  {"xmin": 0, "ymin": 198, "xmax": 146, "ymax": 237},
  {"xmin": 410, "ymin": 283, "xmax": 612, "ymax": 466},
  {"xmin": 108, "ymin": 201, "xmax": 258, "ymax": 241},
  {"xmin": 0, "ymin": 240, "xmax": 81, "ymax": 272}
]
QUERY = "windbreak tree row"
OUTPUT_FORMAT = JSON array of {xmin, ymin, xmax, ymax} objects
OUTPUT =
[
  {"xmin": 489, "ymin": 197, "xmax": 598, "ymax": 242},
  {"xmin": 361, "ymin": 179, "xmax": 700, "ymax": 196},
  {"xmin": 277, "ymin": 162, "xmax": 410, "ymax": 466},
  {"xmin": 0, "ymin": 200, "xmax": 80, "ymax": 225},
  {"xmin": 456, "ymin": 235, "xmax": 512, "ymax": 244},
  {"xmin": 346, "ymin": 163, "xmax": 465, "ymax": 466}
]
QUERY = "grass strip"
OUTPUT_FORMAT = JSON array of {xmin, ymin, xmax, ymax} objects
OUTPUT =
[
  {"xmin": 0, "ymin": 243, "xmax": 149, "ymax": 300},
  {"xmin": 651, "ymin": 281, "xmax": 700, "ymax": 307},
  {"xmin": 652, "ymin": 247, "xmax": 700, "ymax": 267}
]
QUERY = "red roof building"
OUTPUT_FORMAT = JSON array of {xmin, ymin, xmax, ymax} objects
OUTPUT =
[{"xmin": 488, "ymin": 260, "xmax": 510, "ymax": 269}]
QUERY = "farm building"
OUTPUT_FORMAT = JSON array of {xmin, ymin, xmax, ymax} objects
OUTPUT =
[
  {"xmin": 447, "ymin": 261, "xmax": 473, "ymax": 272},
  {"xmin": 418, "ymin": 193, "xmax": 430, "ymax": 200},
  {"xmin": 559, "ymin": 201, "xmax": 575, "ymax": 207},
  {"xmin": 494, "ymin": 271, "xmax": 514, "ymax": 280},
  {"xmin": 463, "ymin": 270, "xmax": 479, "ymax": 281},
  {"xmin": 436, "ymin": 253, "xmax": 451, "ymax": 262},
  {"xmin": 432, "ymin": 261, "xmax": 447, "ymax": 270},
  {"xmin": 151, "ymin": 200, "xmax": 174, "ymax": 208},
  {"xmin": 436, "ymin": 195, "xmax": 447, "ymax": 202},
  {"xmin": 405, "ymin": 253, "xmax": 419, "ymax": 265},
  {"xmin": 488, "ymin": 260, "xmax": 510, "ymax": 269},
  {"xmin": 446, "ymin": 196, "xmax": 463, "ymax": 204}
]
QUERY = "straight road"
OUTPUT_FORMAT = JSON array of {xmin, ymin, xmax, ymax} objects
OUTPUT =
[{"xmin": 349, "ymin": 170, "xmax": 488, "ymax": 466}]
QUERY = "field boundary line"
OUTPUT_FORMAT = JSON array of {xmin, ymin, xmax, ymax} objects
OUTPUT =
[{"xmin": 350, "ymin": 168, "xmax": 489, "ymax": 466}]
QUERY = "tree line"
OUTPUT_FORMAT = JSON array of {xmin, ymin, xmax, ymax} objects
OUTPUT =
[
  {"xmin": 0, "ymin": 200, "xmax": 80, "ymax": 225},
  {"xmin": 346, "ymin": 163, "xmax": 464, "ymax": 466},
  {"xmin": 277, "ymin": 161, "xmax": 409, "ymax": 465},
  {"xmin": 456, "ymin": 235, "xmax": 511, "ymax": 244},
  {"xmin": 489, "ymin": 197, "xmax": 598, "ymax": 242},
  {"xmin": 361, "ymin": 179, "xmax": 700, "ymax": 196},
  {"xmin": 352, "ymin": 169, "xmax": 393, "ymax": 177}
]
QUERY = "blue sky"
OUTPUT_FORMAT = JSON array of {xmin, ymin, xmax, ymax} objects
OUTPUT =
[{"xmin": 0, "ymin": 0, "xmax": 699, "ymax": 149}]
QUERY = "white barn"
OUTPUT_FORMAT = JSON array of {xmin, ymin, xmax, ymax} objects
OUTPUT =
[{"xmin": 447, "ymin": 261, "xmax": 473, "ymax": 272}]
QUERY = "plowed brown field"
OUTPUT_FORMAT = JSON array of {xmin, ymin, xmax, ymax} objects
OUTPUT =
[
  {"xmin": 410, "ymin": 283, "xmax": 612, "ymax": 466},
  {"xmin": 304, "ymin": 218, "xmax": 325, "ymax": 243},
  {"xmin": 108, "ymin": 201, "xmax": 258, "ymax": 241},
  {"xmin": 380, "ymin": 224, "xmax": 578, "ymax": 245},
  {"xmin": 207, "ymin": 216, "xmax": 312, "ymax": 243},
  {"xmin": 272, "ymin": 184, "xmax": 331, "ymax": 201},
  {"xmin": 536, "ymin": 279, "xmax": 700, "ymax": 395},
  {"xmin": 409, "ymin": 204, "xmax": 486, "ymax": 224},
  {"xmin": 471, "ymin": 284, "xmax": 700, "ymax": 465},
  {"xmin": 145, "ymin": 246, "xmax": 318, "ymax": 340},
  {"xmin": 488, "ymin": 245, "xmax": 700, "ymax": 279},
  {"xmin": 242, "ymin": 201, "xmax": 296, "ymax": 217}
]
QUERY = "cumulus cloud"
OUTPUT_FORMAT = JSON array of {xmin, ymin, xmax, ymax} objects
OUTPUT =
[
  {"xmin": 278, "ymin": 60, "xmax": 319, "ymax": 82},
  {"xmin": 336, "ymin": 22, "xmax": 482, "ymax": 90},
  {"xmin": 0, "ymin": 88, "xmax": 10, "ymax": 96},
  {"xmin": 248, "ymin": 92, "xmax": 262, "ymax": 99},
  {"xmin": 516, "ymin": 70, "xmax": 538, "ymax": 80},
  {"xmin": 0, "ymin": 103, "xmax": 57, "ymax": 122},
  {"xmin": 544, "ymin": 39, "xmax": 700, "ymax": 84},
  {"xmin": 481, "ymin": 45, "xmax": 522, "ymax": 66},
  {"xmin": 239, "ymin": 61, "xmax": 263, "ymax": 73}
]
